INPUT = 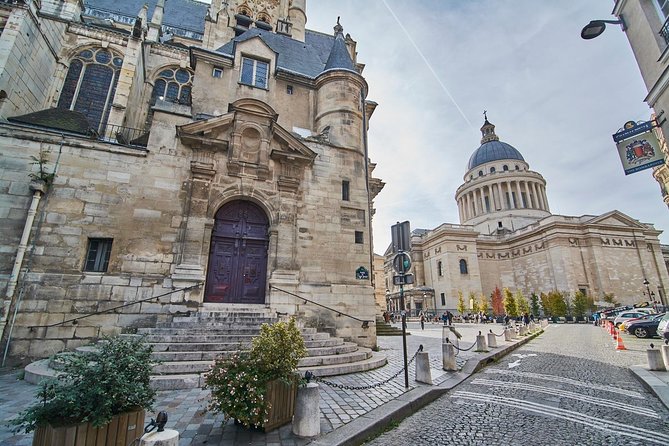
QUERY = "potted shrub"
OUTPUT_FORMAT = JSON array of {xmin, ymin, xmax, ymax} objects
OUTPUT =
[
  {"xmin": 12, "ymin": 336, "xmax": 156, "ymax": 446},
  {"xmin": 205, "ymin": 318, "xmax": 308, "ymax": 431}
]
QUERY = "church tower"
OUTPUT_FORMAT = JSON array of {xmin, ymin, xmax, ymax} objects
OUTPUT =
[
  {"xmin": 455, "ymin": 115, "xmax": 551, "ymax": 234},
  {"xmin": 203, "ymin": 0, "xmax": 307, "ymax": 50}
]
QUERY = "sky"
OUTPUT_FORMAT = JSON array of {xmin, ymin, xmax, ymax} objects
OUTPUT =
[{"xmin": 201, "ymin": 1, "xmax": 669, "ymax": 253}]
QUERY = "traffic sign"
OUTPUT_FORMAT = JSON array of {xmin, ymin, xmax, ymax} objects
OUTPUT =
[{"xmin": 392, "ymin": 252, "xmax": 411, "ymax": 274}]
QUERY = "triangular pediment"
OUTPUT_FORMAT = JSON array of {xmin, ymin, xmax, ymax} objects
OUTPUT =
[
  {"xmin": 176, "ymin": 113, "xmax": 235, "ymax": 149},
  {"xmin": 587, "ymin": 210, "xmax": 647, "ymax": 229}
]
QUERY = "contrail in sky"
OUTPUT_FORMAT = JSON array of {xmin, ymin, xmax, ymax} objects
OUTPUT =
[{"xmin": 380, "ymin": 0, "xmax": 475, "ymax": 131}]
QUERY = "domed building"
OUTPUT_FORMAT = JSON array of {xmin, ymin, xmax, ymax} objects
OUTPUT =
[{"xmin": 385, "ymin": 116, "xmax": 669, "ymax": 316}]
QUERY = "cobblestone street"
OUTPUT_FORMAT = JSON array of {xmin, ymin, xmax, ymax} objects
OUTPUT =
[{"xmin": 367, "ymin": 324, "xmax": 669, "ymax": 446}]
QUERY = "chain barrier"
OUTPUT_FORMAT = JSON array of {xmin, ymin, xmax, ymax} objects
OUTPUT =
[
  {"xmin": 490, "ymin": 328, "xmax": 506, "ymax": 337},
  {"xmin": 448, "ymin": 339, "xmax": 477, "ymax": 352},
  {"xmin": 307, "ymin": 345, "xmax": 424, "ymax": 391}
]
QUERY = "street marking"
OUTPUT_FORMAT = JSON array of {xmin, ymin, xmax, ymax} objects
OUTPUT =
[
  {"xmin": 484, "ymin": 369, "xmax": 644, "ymax": 399},
  {"xmin": 511, "ymin": 353, "xmax": 537, "ymax": 359},
  {"xmin": 508, "ymin": 360, "xmax": 521, "ymax": 368},
  {"xmin": 452, "ymin": 391, "xmax": 669, "ymax": 445},
  {"xmin": 472, "ymin": 378, "xmax": 660, "ymax": 418}
]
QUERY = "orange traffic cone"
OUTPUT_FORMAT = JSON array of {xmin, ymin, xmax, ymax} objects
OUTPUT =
[{"xmin": 615, "ymin": 329, "xmax": 627, "ymax": 350}]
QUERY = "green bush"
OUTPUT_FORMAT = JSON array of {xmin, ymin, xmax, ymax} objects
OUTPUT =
[
  {"xmin": 12, "ymin": 336, "xmax": 155, "ymax": 433},
  {"xmin": 205, "ymin": 318, "xmax": 307, "ymax": 428}
]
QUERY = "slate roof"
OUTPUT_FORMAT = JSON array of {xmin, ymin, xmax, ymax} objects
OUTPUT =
[
  {"xmin": 8, "ymin": 109, "xmax": 95, "ymax": 135},
  {"xmin": 84, "ymin": 0, "xmax": 208, "ymax": 34},
  {"xmin": 218, "ymin": 28, "xmax": 354, "ymax": 79},
  {"xmin": 467, "ymin": 140, "xmax": 525, "ymax": 170}
]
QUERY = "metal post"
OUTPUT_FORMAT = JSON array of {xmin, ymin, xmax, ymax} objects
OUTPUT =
[{"xmin": 400, "ymin": 282, "xmax": 408, "ymax": 388}]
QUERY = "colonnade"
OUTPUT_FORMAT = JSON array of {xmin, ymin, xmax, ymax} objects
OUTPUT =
[{"xmin": 457, "ymin": 179, "xmax": 549, "ymax": 222}]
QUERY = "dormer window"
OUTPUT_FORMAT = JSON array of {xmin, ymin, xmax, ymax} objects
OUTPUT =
[
  {"xmin": 490, "ymin": 167, "xmax": 496, "ymax": 173},
  {"xmin": 503, "ymin": 165, "xmax": 509, "ymax": 171},
  {"xmin": 478, "ymin": 170, "xmax": 483, "ymax": 177},
  {"xmin": 240, "ymin": 57, "xmax": 269, "ymax": 89}
]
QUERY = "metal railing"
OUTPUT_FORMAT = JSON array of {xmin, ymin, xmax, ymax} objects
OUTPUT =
[
  {"xmin": 29, "ymin": 283, "xmax": 201, "ymax": 331},
  {"xmin": 270, "ymin": 286, "xmax": 373, "ymax": 328},
  {"xmin": 97, "ymin": 124, "xmax": 150, "ymax": 148},
  {"xmin": 660, "ymin": 16, "xmax": 669, "ymax": 46}
]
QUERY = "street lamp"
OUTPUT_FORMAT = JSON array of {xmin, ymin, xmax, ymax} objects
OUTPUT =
[
  {"xmin": 580, "ymin": 17, "xmax": 626, "ymax": 40},
  {"xmin": 643, "ymin": 278, "xmax": 652, "ymax": 302}
]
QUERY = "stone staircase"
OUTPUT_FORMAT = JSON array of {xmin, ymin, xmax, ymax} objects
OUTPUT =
[
  {"xmin": 25, "ymin": 310, "xmax": 387, "ymax": 390},
  {"xmin": 375, "ymin": 316, "xmax": 408, "ymax": 336}
]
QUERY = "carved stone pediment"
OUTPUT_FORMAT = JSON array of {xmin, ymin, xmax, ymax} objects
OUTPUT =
[{"xmin": 176, "ymin": 98, "xmax": 316, "ymax": 187}]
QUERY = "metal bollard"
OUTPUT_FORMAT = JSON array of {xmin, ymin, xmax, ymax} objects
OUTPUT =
[
  {"xmin": 487, "ymin": 330, "xmax": 497, "ymax": 348},
  {"xmin": 504, "ymin": 328, "xmax": 513, "ymax": 342},
  {"xmin": 475, "ymin": 331, "xmax": 488, "ymax": 352},
  {"xmin": 415, "ymin": 351, "xmax": 433, "ymax": 384},
  {"xmin": 293, "ymin": 382, "xmax": 320, "ymax": 437},
  {"xmin": 647, "ymin": 344, "xmax": 667, "ymax": 372},
  {"xmin": 443, "ymin": 339, "xmax": 457, "ymax": 371}
]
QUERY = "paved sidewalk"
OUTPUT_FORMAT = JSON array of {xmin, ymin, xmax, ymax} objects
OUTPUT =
[{"xmin": 3, "ymin": 321, "xmax": 664, "ymax": 446}]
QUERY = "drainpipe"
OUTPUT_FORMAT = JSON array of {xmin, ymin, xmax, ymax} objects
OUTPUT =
[{"xmin": 4, "ymin": 184, "xmax": 43, "ymax": 301}]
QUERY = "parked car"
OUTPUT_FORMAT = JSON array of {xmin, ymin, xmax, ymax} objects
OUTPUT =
[
  {"xmin": 613, "ymin": 311, "xmax": 654, "ymax": 328},
  {"xmin": 625, "ymin": 313, "xmax": 665, "ymax": 338},
  {"xmin": 657, "ymin": 313, "xmax": 669, "ymax": 341},
  {"xmin": 620, "ymin": 312, "xmax": 660, "ymax": 331}
]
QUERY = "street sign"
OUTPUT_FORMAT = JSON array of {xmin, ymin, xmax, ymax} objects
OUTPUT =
[
  {"xmin": 392, "ymin": 252, "xmax": 411, "ymax": 274},
  {"xmin": 391, "ymin": 221, "xmax": 411, "ymax": 253},
  {"xmin": 393, "ymin": 274, "xmax": 414, "ymax": 285}
]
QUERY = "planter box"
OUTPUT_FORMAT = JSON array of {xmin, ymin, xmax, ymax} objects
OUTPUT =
[
  {"xmin": 263, "ymin": 378, "xmax": 297, "ymax": 432},
  {"xmin": 32, "ymin": 409, "xmax": 145, "ymax": 446}
]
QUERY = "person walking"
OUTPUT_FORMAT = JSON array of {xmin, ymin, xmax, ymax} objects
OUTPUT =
[{"xmin": 420, "ymin": 313, "xmax": 425, "ymax": 330}]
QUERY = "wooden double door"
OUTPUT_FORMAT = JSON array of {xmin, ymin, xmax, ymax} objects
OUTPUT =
[{"xmin": 204, "ymin": 200, "xmax": 269, "ymax": 304}]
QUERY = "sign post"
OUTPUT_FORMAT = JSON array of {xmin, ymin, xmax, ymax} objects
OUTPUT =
[
  {"xmin": 391, "ymin": 221, "xmax": 412, "ymax": 388},
  {"xmin": 612, "ymin": 120, "xmax": 665, "ymax": 175}
]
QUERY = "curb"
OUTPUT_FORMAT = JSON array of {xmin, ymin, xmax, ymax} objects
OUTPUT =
[
  {"xmin": 310, "ymin": 328, "xmax": 544, "ymax": 446},
  {"xmin": 629, "ymin": 365, "xmax": 669, "ymax": 410}
]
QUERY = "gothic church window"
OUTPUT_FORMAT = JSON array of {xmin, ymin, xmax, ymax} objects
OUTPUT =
[
  {"xmin": 151, "ymin": 68, "xmax": 193, "ymax": 106},
  {"xmin": 459, "ymin": 259, "xmax": 468, "ymax": 274},
  {"xmin": 240, "ymin": 57, "xmax": 269, "ymax": 89},
  {"xmin": 57, "ymin": 48, "xmax": 123, "ymax": 132}
]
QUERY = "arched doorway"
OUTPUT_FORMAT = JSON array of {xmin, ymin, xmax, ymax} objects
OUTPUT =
[{"xmin": 204, "ymin": 200, "xmax": 269, "ymax": 304}]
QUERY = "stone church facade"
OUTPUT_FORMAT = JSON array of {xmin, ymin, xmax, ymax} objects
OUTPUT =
[
  {"xmin": 385, "ymin": 118, "xmax": 669, "ymax": 315},
  {"xmin": 0, "ymin": 0, "xmax": 384, "ymax": 363}
]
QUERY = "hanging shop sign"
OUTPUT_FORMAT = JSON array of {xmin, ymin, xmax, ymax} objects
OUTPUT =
[{"xmin": 612, "ymin": 120, "xmax": 665, "ymax": 175}]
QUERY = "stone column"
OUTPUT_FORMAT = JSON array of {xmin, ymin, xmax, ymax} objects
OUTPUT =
[
  {"xmin": 524, "ymin": 181, "xmax": 532, "ymax": 208},
  {"xmin": 506, "ymin": 181, "xmax": 515, "ymax": 208},
  {"xmin": 532, "ymin": 182, "xmax": 543, "ymax": 210},
  {"xmin": 542, "ymin": 185, "xmax": 550, "ymax": 212},
  {"xmin": 515, "ymin": 181, "xmax": 524, "ymax": 208}
]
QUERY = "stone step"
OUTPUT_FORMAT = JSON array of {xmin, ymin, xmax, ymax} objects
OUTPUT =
[
  {"xmin": 303, "ymin": 338, "xmax": 343, "ymax": 348},
  {"xmin": 150, "ymin": 374, "xmax": 203, "ymax": 391},
  {"xmin": 137, "ymin": 328, "xmax": 328, "ymax": 341},
  {"xmin": 298, "ymin": 348, "xmax": 372, "ymax": 368},
  {"xmin": 133, "ymin": 334, "xmax": 258, "ymax": 343},
  {"xmin": 154, "ymin": 360, "xmax": 213, "ymax": 375},
  {"xmin": 297, "ymin": 351, "xmax": 388, "ymax": 377},
  {"xmin": 149, "ymin": 342, "xmax": 251, "ymax": 352},
  {"xmin": 305, "ymin": 342, "xmax": 359, "ymax": 357}
]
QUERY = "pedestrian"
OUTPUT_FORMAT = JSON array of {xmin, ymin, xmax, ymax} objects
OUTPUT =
[
  {"xmin": 523, "ymin": 312, "xmax": 530, "ymax": 325},
  {"xmin": 447, "ymin": 311, "xmax": 453, "ymax": 325},
  {"xmin": 504, "ymin": 313, "xmax": 510, "ymax": 326},
  {"xmin": 442, "ymin": 312, "xmax": 448, "ymax": 325},
  {"xmin": 420, "ymin": 313, "xmax": 425, "ymax": 330}
]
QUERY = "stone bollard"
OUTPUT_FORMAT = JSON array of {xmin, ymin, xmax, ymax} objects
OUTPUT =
[
  {"xmin": 519, "ymin": 325, "xmax": 528, "ymax": 336},
  {"xmin": 415, "ymin": 351, "xmax": 433, "ymax": 384},
  {"xmin": 293, "ymin": 382, "xmax": 320, "ymax": 437},
  {"xmin": 487, "ymin": 330, "xmax": 497, "ymax": 348},
  {"xmin": 140, "ymin": 430, "xmax": 180, "ymax": 446},
  {"xmin": 443, "ymin": 340, "xmax": 457, "ymax": 371},
  {"xmin": 475, "ymin": 331, "xmax": 488, "ymax": 352},
  {"xmin": 662, "ymin": 342, "xmax": 669, "ymax": 369},
  {"xmin": 647, "ymin": 344, "xmax": 667, "ymax": 372},
  {"xmin": 504, "ymin": 328, "xmax": 513, "ymax": 342}
]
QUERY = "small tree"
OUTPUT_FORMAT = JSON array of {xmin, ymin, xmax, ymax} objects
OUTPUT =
[
  {"xmin": 457, "ymin": 291, "xmax": 466, "ymax": 315},
  {"xmin": 516, "ymin": 290, "xmax": 529, "ymax": 315},
  {"xmin": 530, "ymin": 293, "xmax": 541, "ymax": 317},
  {"xmin": 479, "ymin": 293, "xmax": 490, "ymax": 315},
  {"xmin": 503, "ymin": 288, "xmax": 518, "ymax": 317},
  {"xmin": 572, "ymin": 290, "xmax": 589, "ymax": 318},
  {"xmin": 548, "ymin": 291, "xmax": 567, "ymax": 317},
  {"xmin": 603, "ymin": 292, "xmax": 618, "ymax": 308},
  {"xmin": 469, "ymin": 291, "xmax": 479, "ymax": 314},
  {"xmin": 491, "ymin": 287, "xmax": 504, "ymax": 315}
]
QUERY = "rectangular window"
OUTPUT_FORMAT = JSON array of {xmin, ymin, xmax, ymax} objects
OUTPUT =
[
  {"xmin": 85, "ymin": 238, "xmax": 113, "ymax": 272},
  {"xmin": 240, "ymin": 57, "xmax": 269, "ymax": 89},
  {"xmin": 212, "ymin": 67, "xmax": 223, "ymax": 78},
  {"xmin": 656, "ymin": 0, "xmax": 669, "ymax": 19},
  {"xmin": 286, "ymin": 85, "xmax": 293, "ymax": 95},
  {"xmin": 342, "ymin": 180, "xmax": 350, "ymax": 201},
  {"xmin": 355, "ymin": 231, "xmax": 363, "ymax": 244},
  {"xmin": 440, "ymin": 293, "xmax": 446, "ymax": 306}
]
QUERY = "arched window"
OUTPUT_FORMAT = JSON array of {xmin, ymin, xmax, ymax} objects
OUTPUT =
[
  {"xmin": 437, "ymin": 261, "xmax": 443, "ymax": 276},
  {"xmin": 57, "ymin": 48, "xmax": 123, "ymax": 132},
  {"xmin": 503, "ymin": 165, "xmax": 509, "ymax": 171},
  {"xmin": 459, "ymin": 259, "xmax": 468, "ymax": 274},
  {"xmin": 257, "ymin": 12, "xmax": 271, "ymax": 23},
  {"xmin": 150, "ymin": 67, "xmax": 193, "ymax": 106},
  {"xmin": 490, "ymin": 167, "xmax": 496, "ymax": 173},
  {"xmin": 515, "ymin": 165, "xmax": 519, "ymax": 170},
  {"xmin": 478, "ymin": 170, "xmax": 483, "ymax": 177}
]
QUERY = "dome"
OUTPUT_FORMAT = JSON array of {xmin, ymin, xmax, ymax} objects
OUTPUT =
[{"xmin": 467, "ymin": 140, "xmax": 525, "ymax": 170}]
